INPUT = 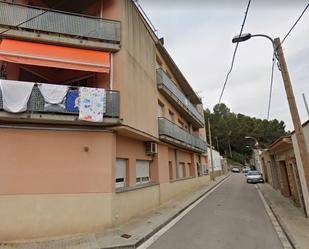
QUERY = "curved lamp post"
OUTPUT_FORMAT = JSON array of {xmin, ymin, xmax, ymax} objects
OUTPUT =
[
  {"xmin": 233, "ymin": 33, "xmax": 309, "ymax": 213},
  {"xmin": 245, "ymin": 135, "xmax": 259, "ymax": 148}
]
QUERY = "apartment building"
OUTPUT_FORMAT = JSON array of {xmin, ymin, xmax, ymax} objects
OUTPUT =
[{"xmin": 0, "ymin": 0, "xmax": 214, "ymax": 240}]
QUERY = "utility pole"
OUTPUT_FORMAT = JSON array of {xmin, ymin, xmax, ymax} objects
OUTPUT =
[
  {"xmin": 303, "ymin": 93, "xmax": 309, "ymax": 119},
  {"xmin": 208, "ymin": 119, "xmax": 215, "ymax": 181},
  {"xmin": 274, "ymin": 38, "xmax": 309, "ymax": 193}
]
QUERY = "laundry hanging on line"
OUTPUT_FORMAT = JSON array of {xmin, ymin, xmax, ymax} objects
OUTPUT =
[
  {"xmin": 66, "ymin": 90, "xmax": 79, "ymax": 113},
  {"xmin": 38, "ymin": 83, "xmax": 69, "ymax": 111},
  {"xmin": 0, "ymin": 79, "xmax": 34, "ymax": 113},
  {"xmin": 78, "ymin": 87, "xmax": 106, "ymax": 122}
]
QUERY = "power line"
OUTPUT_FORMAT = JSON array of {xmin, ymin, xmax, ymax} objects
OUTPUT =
[
  {"xmin": 267, "ymin": 52, "xmax": 275, "ymax": 120},
  {"xmin": 0, "ymin": 1, "xmax": 64, "ymax": 36},
  {"xmin": 218, "ymin": 0, "xmax": 252, "ymax": 104},
  {"xmin": 267, "ymin": 3, "xmax": 309, "ymax": 119},
  {"xmin": 281, "ymin": 3, "xmax": 309, "ymax": 44}
]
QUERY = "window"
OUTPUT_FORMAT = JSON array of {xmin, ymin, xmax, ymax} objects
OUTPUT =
[
  {"xmin": 158, "ymin": 101, "xmax": 164, "ymax": 117},
  {"xmin": 136, "ymin": 160, "xmax": 150, "ymax": 185},
  {"xmin": 178, "ymin": 119, "xmax": 184, "ymax": 128},
  {"xmin": 169, "ymin": 161, "xmax": 173, "ymax": 180},
  {"xmin": 116, "ymin": 158, "xmax": 127, "ymax": 189},
  {"xmin": 186, "ymin": 163, "xmax": 191, "ymax": 177},
  {"xmin": 168, "ymin": 110, "xmax": 174, "ymax": 122},
  {"xmin": 178, "ymin": 162, "xmax": 184, "ymax": 178}
]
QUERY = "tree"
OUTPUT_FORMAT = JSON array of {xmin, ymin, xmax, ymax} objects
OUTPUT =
[{"xmin": 205, "ymin": 103, "xmax": 287, "ymax": 164}]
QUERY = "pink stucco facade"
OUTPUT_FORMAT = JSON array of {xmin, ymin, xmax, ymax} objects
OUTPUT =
[
  {"xmin": 0, "ymin": 128, "xmax": 116, "ymax": 194},
  {"xmin": 0, "ymin": 0, "xmax": 214, "ymax": 240}
]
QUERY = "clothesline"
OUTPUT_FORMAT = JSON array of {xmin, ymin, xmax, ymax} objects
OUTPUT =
[
  {"xmin": 0, "ymin": 79, "xmax": 107, "ymax": 122},
  {"xmin": 33, "ymin": 83, "xmax": 97, "ymax": 90}
]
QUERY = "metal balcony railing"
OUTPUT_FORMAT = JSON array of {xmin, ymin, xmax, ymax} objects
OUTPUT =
[
  {"xmin": 0, "ymin": 1, "xmax": 121, "ymax": 43},
  {"xmin": 156, "ymin": 68, "xmax": 204, "ymax": 125},
  {"xmin": 0, "ymin": 83, "xmax": 120, "ymax": 120},
  {"xmin": 159, "ymin": 117, "xmax": 207, "ymax": 152}
]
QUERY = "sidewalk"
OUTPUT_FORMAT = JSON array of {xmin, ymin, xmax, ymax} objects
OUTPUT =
[
  {"xmin": 0, "ymin": 174, "xmax": 229, "ymax": 249},
  {"xmin": 258, "ymin": 183, "xmax": 309, "ymax": 249}
]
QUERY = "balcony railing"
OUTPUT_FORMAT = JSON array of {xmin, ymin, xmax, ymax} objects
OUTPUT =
[
  {"xmin": 159, "ymin": 117, "xmax": 207, "ymax": 152},
  {"xmin": 0, "ymin": 82, "xmax": 119, "ymax": 124},
  {"xmin": 156, "ymin": 68, "xmax": 204, "ymax": 127},
  {"xmin": 0, "ymin": 1, "xmax": 120, "ymax": 44}
]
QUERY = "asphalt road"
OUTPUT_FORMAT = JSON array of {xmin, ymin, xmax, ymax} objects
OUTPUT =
[{"xmin": 147, "ymin": 173, "xmax": 283, "ymax": 249}]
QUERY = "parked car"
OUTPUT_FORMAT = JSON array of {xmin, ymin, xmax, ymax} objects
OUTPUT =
[
  {"xmin": 231, "ymin": 167, "xmax": 240, "ymax": 173},
  {"xmin": 246, "ymin": 171, "xmax": 264, "ymax": 183},
  {"xmin": 242, "ymin": 167, "xmax": 251, "ymax": 175}
]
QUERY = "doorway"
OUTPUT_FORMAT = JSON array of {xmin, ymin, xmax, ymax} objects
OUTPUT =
[{"xmin": 278, "ymin": 160, "xmax": 291, "ymax": 197}]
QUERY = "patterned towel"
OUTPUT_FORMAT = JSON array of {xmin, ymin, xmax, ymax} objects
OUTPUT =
[{"xmin": 78, "ymin": 87, "xmax": 106, "ymax": 122}]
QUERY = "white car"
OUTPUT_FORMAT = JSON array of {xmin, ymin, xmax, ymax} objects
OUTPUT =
[
  {"xmin": 231, "ymin": 167, "xmax": 240, "ymax": 173},
  {"xmin": 246, "ymin": 171, "xmax": 264, "ymax": 183}
]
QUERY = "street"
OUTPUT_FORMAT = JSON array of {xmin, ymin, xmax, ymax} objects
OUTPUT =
[{"xmin": 146, "ymin": 174, "xmax": 283, "ymax": 249}]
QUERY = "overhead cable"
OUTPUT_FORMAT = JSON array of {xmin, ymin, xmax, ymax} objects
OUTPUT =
[
  {"xmin": 267, "ymin": 52, "xmax": 275, "ymax": 120},
  {"xmin": 281, "ymin": 3, "xmax": 309, "ymax": 44},
  {"xmin": 268, "ymin": 2, "xmax": 309, "ymax": 119},
  {"xmin": 218, "ymin": 0, "xmax": 252, "ymax": 104}
]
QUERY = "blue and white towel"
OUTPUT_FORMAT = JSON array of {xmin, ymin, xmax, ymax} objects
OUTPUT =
[{"xmin": 66, "ymin": 90, "xmax": 79, "ymax": 113}]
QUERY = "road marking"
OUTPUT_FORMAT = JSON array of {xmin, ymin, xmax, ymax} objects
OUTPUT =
[
  {"xmin": 256, "ymin": 185, "xmax": 293, "ymax": 249},
  {"xmin": 137, "ymin": 176, "xmax": 230, "ymax": 249}
]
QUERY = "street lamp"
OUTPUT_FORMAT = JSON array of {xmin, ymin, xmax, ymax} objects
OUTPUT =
[
  {"xmin": 244, "ymin": 136, "xmax": 259, "ymax": 148},
  {"xmin": 233, "ymin": 33, "xmax": 309, "ymax": 196},
  {"xmin": 232, "ymin": 33, "xmax": 275, "ymax": 49}
]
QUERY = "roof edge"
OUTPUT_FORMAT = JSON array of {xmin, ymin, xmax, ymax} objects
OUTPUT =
[
  {"xmin": 156, "ymin": 42, "xmax": 202, "ymax": 105},
  {"xmin": 290, "ymin": 119, "xmax": 309, "ymax": 135}
]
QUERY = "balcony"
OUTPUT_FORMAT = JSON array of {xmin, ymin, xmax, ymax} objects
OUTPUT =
[
  {"xmin": 0, "ymin": 82, "xmax": 120, "ymax": 126},
  {"xmin": 156, "ymin": 68, "xmax": 204, "ymax": 128},
  {"xmin": 0, "ymin": 1, "xmax": 121, "ymax": 50},
  {"xmin": 159, "ymin": 117, "xmax": 207, "ymax": 153}
]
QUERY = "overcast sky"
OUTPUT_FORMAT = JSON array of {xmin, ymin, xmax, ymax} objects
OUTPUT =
[{"xmin": 139, "ymin": 0, "xmax": 309, "ymax": 131}]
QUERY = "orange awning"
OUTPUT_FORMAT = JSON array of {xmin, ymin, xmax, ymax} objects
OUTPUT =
[{"xmin": 0, "ymin": 39, "xmax": 110, "ymax": 73}]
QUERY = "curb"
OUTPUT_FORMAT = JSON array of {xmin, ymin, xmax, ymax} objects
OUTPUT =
[
  {"xmin": 101, "ymin": 174, "xmax": 230, "ymax": 249},
  {"xmin": 257, "ymin": 185, "xmax": 298, "ymax": 249}
]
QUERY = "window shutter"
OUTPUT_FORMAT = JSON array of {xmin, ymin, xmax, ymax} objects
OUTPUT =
[{"xmin": 136, "ymin": 160, "xmax": 150, "ymax": 178}]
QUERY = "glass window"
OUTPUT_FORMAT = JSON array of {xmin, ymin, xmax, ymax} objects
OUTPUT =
[
  {"xmin": 186, "ymin": 163, "xmax": 191, "ymax": 177},
  {"xmin": 178, "ymin": 162, "xmax": 184, "ymax": 178},
  {"xmin": 169, "ymin": 161, "xmax": 173, "ymax": 180},
  {"xmin": 116, "ymin": 158, "xmax": 127, "ymax": 189},
  {"xmin": 178, "ymin": 119, "xmax": 184, "ymax": 128},
  {"xmin": 168, "ymin": 110, "xmax": 174, "ymax": 122},
  {"xmin": 158, "ymin": 101, "xmax": 164, "ymax": 117},
  {"xmin": 136, "ymin": 160, "xmax": 150, "ymax": 185}
]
